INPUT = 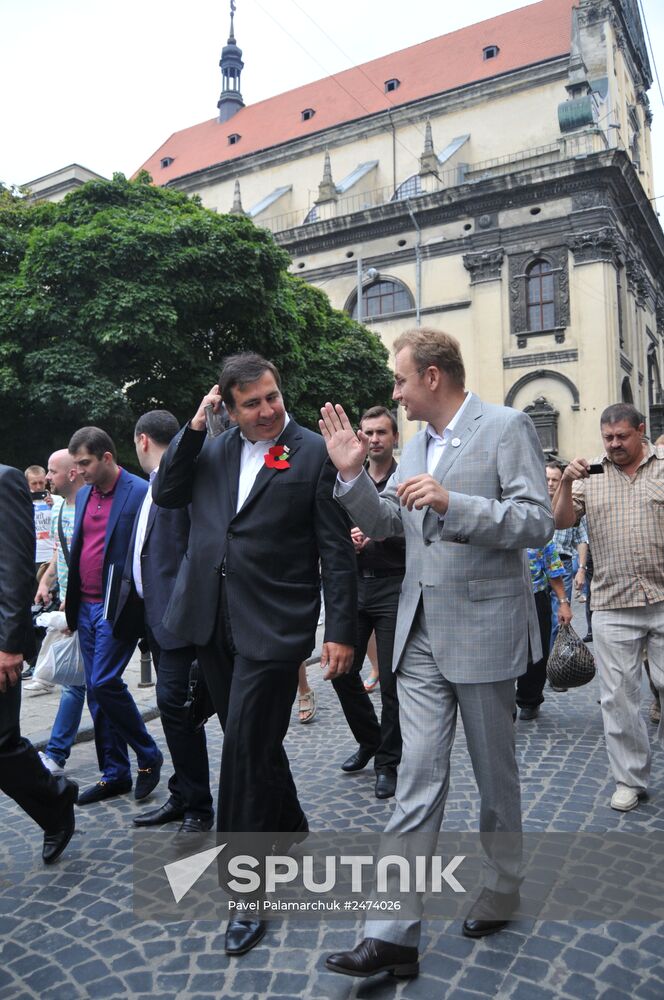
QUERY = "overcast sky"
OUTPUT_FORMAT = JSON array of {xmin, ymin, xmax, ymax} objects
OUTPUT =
[{"xmin": 2, "ymin": 0, "xmax": 663, "ymax": 207}]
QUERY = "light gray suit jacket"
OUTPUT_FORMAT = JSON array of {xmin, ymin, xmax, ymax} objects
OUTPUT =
[{"xmin": 335, "ymin": 396, "xmax": 554, "ymax": 683}]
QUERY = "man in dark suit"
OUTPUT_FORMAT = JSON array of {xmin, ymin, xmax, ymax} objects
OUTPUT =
[
  {"xmin": 66, "ymin": 427, "xmax": 163, "ymax": 805},
  {"xmin": 114, "ymin": 410, "xmax": 213, "ymax": 833},
  {"xmin": 154, "ymin": 352, "xmax": 357, "ymax": 956},
  {"xmin": 0, "ymin": 464, "xmax": 77, "ymax": 863}
]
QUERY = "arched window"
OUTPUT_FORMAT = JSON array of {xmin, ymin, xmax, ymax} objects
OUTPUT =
[
  {"xmin": 526, "ymin": 259, "xmax": 555, "ymax": 331},
  {"xmin": 621, "ymin": 376, "xmax": 634, "ymax": 404},
  {"xmin": 347, "ymin": 278, "xmax": 413, "ymax": 319},
  {"xmin": 648, "ymin": 345, "xmax": 662, "ymax": 406},
  {"xmin": 391, "ymin": 175, "xmax": 422, "ymax": 201},
  {"xmin": 303, "ymin": 204, "xmax": 318, "ymax": 224}
]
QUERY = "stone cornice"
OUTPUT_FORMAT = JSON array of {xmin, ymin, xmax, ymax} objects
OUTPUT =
[
  {"xmin": 503, "ymin": 349, "xmax": 578, "ymax": 369},
  {"xmin": 278, "ymin": 150, "xmax": 664, "ymax": 282}
]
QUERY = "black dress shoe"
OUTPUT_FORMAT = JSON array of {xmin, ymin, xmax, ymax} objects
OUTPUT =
[
  {"xmin": 583, "ymin": 633, "xmax": 593, "ymax": 643},
  {"xmin": 375, "ymin": 771, "xmax": 397, "ymax": 799},
  {"xmin": 133, "ymin": 798, "xmax": 185, "ymax": 827},
  {"xmin": 134, "ymin": 751, "xmax": 164, "ymax": 801},
  {"xmin": 78, "ymin": 778, "xmax": 133, "ymax": 805},
  {"xmin": 462, "ymin": 887, "xmax": 520, "ymax": 938},
  {"xmin": 272, "ymin": 813, "xmax": 309, "ymax": 853},
  {"xmin": 341, "ymin": 747, "xmax": 377, "ymax": 772},
  {"xmin": 519, "ymin": 705, "xmax": 540, "ymax": 721},
  {"xmin": 178, "ymin": 815, "xmax": 214, "ymax": 833},
  {"xmin": 42, "ymin": 778, "xmax": 78, "ymax": 864},
  {"xmin": 224, "ymin": 918, "xmax": 266, "ymax": 955},
  {"xmin": 326, "ymin": 938, "xmax": 419, "ymax": 978}
]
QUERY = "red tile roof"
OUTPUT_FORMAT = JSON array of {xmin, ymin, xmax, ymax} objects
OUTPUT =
[{"xmin": 137, "ymin": 0, "xmax": 574, "ymax": 184}]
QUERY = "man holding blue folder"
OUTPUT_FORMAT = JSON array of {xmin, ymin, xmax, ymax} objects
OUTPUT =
[{"xmin": 66, "ymin": 426, "xmax": 163, "ymax": 805}]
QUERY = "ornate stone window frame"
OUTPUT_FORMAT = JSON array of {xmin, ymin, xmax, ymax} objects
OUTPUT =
[{"xmin": 508, "ymin": 247, "xmax": 570, "ymax": 348}]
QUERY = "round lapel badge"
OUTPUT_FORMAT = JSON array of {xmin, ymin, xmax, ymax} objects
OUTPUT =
[{"xmin": 451, "ymin": 437, "xmax": 461, "ymax": 448}]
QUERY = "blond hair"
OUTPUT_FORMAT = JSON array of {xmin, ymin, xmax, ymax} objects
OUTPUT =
[{"xmin": 393, "ymin": 327, "xmax": 465, "ymax": 388}]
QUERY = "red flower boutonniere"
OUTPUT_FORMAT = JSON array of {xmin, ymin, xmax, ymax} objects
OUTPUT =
[{"xmin": 264, "ymin": 444, "xmax": 291, "ymax": 469}]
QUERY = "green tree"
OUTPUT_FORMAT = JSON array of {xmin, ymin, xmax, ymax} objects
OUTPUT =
[{"xmin": 0, "ymin": 173, "xmax": 392, "ymax": 468}]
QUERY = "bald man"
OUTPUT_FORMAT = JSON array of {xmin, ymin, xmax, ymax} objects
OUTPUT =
[{"xmin": 32, "ymin": 451, "xmax": 86, "ymax": 772}]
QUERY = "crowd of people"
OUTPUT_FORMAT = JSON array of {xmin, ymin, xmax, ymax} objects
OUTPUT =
[{"xmin": 0, "ymin": 327, "xmax": 662, "ymax": 981}]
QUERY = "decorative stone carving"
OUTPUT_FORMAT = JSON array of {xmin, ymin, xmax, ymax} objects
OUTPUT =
[
  {"xmin": 523, "ymin": 396, "xmax": 559, "ymax": 454},
  {"xmin": 567, "ymin": 226, "xmax": 622, "ymax": 265},
  {"xmin": 571, "ymin": 190, "xmax": 605, "ymax": 211},
  {"xmin": 656, "ymin": 296, "xmax": 664, "ymax": 338},
  {"xmin": 477, "ymin": 213, "xmax": 497, "ymax": 230},
  {"xmin": 508, "ymin": 246, "xmax": 570, "ymax": 343},
  {"xmin": 463, "ymin": 248, "xmax": 504, "ymax": 284},
  {"xmin": 625, "ymin": 254, "xmax": 648, "ymax": 308}
]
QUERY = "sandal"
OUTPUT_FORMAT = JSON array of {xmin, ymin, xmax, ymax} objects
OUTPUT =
[
  {"xmin": 363, "ymin": 675, "xmax": 379, "ymax": 693},
  {"xmin": 298, "ymin": 689, "xmax": 317, "ymax": 724}
]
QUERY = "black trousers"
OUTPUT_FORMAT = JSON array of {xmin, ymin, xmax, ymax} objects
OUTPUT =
[
  {"xmin": 332, "ymin": 574, "xmax": 402, "ymax": 773},
  {"xmin": 196, "ymin": 582, "xmax": 304, "ymax": 835},
  {"xmin": 146, "ymin": 628, "xmax": 213, "ymax": 822},
  {"xmin": 0, "ymin": 680, "xmax": 70, "ymax": 832},
  {"xmin": 516, "ymin": 589, "xmax": 551, "ymax": 708}
]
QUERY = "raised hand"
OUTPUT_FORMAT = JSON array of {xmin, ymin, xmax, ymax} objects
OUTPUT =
[
  {"xmin": 319, "ymin": 403, "xmax": 369, "ymax": 482},
  {"xmin": 191, "ymin": 384, "xmax": 223, "ymax": 432}
]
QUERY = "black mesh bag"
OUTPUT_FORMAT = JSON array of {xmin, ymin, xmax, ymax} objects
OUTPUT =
[{"xmin": 547, "ymin": 623, "xmax": 596, "ymax": 688}]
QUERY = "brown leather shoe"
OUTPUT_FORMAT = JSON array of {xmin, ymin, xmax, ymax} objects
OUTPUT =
[
  {"xmin": 462, "ymin": 887, "xmax": 520, "ymax": 938},
  {"xmin": 325, "ymin": 938, "xmax": 419, "ymax": 978}
]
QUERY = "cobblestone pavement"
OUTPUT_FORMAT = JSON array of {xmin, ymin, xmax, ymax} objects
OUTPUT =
[{"xmin": 2, "ymin": 613, "xmax": 664, "ymax": 999}]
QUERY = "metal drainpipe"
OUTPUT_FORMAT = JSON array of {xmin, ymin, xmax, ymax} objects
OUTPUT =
[
  {"xmin": 406, "ymin": 201, "xmax": 422, "ymax": 326},
  {"xmin": 356, "ymin": 255, "xmax": 363, "ymax": 323}
]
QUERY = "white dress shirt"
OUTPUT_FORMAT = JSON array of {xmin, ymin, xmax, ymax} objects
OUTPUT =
[
  {"xmin": 237, "ymin": 414, "xmax": 290, "ymax": 512},
  {"xmin": 132, "ymin": 469, "xmax": 157, "ymax": 598},
  {"xmin": 337, "ymin": 391, "xmax": 473, "ymax": 495},
  {"xmin": 424, "ymin": 390, "xmax": 473, "ymax": 473}
]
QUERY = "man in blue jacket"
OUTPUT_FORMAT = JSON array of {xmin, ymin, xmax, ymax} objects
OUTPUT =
[{"xmin": 66, "ymin": 427, "xmax": 163, "ymax": 805}]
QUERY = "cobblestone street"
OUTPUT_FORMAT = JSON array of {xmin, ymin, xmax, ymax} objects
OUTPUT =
[{"xmin": 2, "ymin": 617, "xmax": 664, "ymax": 999}]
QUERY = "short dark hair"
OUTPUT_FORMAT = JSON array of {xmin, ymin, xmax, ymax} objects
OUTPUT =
[
  {"xmin": 219, "ymin": 353, "xmax": 281, "ymax": 409},
  {"xmin": 134, "ymin": 410, "xmax": 180, "ymax": 447},
  {"xmin": 393, "ymin": 327, "xmax": 466, "ymax": 388},
  {"xmin": 600, "ymin": 403, "xmax": 645, "ymax": 429},
  {"xmin": 545, "ymin": 461, "xmax": 564, "ymax": 473},
  {"xmin": 360, "ymin": 405, "xmax": 398, "ymax": 435},
  {"xmin": 68, "ymin": 426, "xmax": 117, "ymax": 461}
]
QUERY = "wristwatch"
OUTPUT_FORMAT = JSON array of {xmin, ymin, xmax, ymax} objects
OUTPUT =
[{"xmin": 559, "ymin": 598, "xmax": 570, "ymax": 604}]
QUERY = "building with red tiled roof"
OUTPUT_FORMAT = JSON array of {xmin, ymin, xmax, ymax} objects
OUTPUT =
[
  {"xmin": 139, "ymin": 0, "xmax": 575, "ymax": 186},
  {"xmin": 137, "ymin": 0, "xmax": 663, "ymax": 457}
]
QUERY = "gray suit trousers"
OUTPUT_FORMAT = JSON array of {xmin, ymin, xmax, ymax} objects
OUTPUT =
[{"xmin": 365, "ymin": 602, "xmax": 522, "ymax": 948}]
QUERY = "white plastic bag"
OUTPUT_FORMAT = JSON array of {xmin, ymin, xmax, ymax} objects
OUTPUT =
[{"xmin": 33, "ymin": 616, "xmax": 85, "ymax": 687}]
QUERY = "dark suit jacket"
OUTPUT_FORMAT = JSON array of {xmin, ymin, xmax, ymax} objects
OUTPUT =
[
  {"xmin": 153, "ymin": 419, "xmax": 357, "ymax": 661},
  {"xmin": 113, "ymin": 498, "xmax": 191, "ymax": 651},
  {"xmin": 66, "ymin": 469, "xmax": 148, "ymax": 631},
  {"xmin": 0, "ymin": 465, "xmax": 37, "ymax": 659}
]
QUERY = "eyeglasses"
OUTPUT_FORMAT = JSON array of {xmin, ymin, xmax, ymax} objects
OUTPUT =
[{"xmin": 393, "ymin": 366, "xmax": 430, "ymax": 390}]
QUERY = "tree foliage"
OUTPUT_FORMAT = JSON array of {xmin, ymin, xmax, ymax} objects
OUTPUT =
[{"xmin": 0, "ymin": 173, "xmax": 393, "ymax": 468}]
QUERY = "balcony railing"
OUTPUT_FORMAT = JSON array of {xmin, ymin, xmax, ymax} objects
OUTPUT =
[{"xmin": 260, "ymin": 132, "xmax": 610, "ymax": 236}]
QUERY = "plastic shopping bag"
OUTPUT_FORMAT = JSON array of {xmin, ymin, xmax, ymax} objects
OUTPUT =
[{"xmin": 33, "ymin": 613, "xmax": 85, "ymax": 686}]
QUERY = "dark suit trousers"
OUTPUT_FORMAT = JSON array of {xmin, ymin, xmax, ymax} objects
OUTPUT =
[
  {"xmin": 332, "ymin": 575, "xmax": 402, "ymax": 773},
  {"xmin": 516, "ymin": 589, "xmax": 551, "ymax": 708},
  {"xmin": 0, "ymin": 681, "xmax": 70, "ymax": 831},
  {"xmin": 146, "ymin": 629, "xmax": 213, "ymax": 822},
  {"xmin": 197, "ymin": 581, "xmax": 304, "ymax": 834}
]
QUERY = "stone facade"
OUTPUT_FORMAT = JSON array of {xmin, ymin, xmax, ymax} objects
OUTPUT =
[{"xmin": 140, "ymin": 0, "xmax": 663, "ymax": 458}]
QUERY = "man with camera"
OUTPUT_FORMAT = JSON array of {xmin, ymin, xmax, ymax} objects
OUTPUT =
[{"xmin": 553, "ymin": 403, "xmax": 664, "ymax": 812}]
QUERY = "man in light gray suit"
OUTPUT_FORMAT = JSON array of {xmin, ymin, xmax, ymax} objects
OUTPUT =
[{"xmin": 320, "ymin": 328, "xmax": 553, "ymax": 979}]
